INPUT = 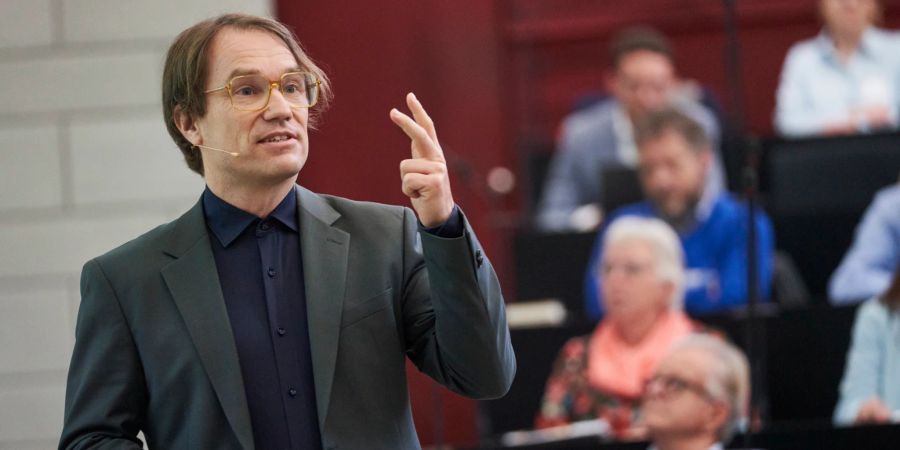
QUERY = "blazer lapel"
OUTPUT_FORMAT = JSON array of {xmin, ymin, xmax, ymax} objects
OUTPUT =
[
  {"xmin": 160, "ymin": 201, "xmax": 255, "ymax": 450},
  {"xmin": 296, "ymin": 186, "xmax": 349, "ymax": 430}
]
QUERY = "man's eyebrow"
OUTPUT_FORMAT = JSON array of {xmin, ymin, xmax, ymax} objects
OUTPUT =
[
  {"xmin": 223, "ymin": 67, "xmax": 306, "ymax": 81},
  {"xmin": 225, "ymin": 68, "xmax": 261, "ymax": 80}
]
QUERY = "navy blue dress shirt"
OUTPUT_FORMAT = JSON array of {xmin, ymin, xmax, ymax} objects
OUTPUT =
[{"xmin": 203, "ymin": 187, "xmax": 321, "ymax": 450}]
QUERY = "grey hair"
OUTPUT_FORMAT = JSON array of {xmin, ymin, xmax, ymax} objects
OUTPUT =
[
  {"xmin": 602, "ymin": 216, "xmax": 685, "ymax": 309},
  {"xmin": 672, "ymin": 334, "xmax": 750, "ymax": 443}
]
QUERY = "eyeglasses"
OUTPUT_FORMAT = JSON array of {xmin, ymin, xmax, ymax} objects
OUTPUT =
[
  {"xmin": 205, "ymin": 71, "xmax": 320, "ymax": 111},
  {"xmin": 644, "ymin": 374, "xmax": 714, "ymax": 401}
]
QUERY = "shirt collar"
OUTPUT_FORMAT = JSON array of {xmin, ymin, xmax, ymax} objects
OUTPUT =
[
  {"xmin": 612, "ymin": 102, "xmax": 639, "ymax": 166},
  {"xmin": 654, "ymin": 185, "xmax": 720, "ymax": 234},
  {"xmin": 816, "ymin": 27, "xmax": 879, "ymax": 61},
  {"xmin": 202, "ymin": 186, "xmax": 298, "ymax": 247}
]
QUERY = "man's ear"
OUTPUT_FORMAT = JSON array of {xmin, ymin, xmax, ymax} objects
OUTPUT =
[{"xmin": 173, "ymin": 105, "xmax": 201, "ymax": 146}]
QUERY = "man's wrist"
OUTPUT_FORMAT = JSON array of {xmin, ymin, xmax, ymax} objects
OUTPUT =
[{"xmin": 419, "ymin": 205, "xmax": 462, "ymax": 238}]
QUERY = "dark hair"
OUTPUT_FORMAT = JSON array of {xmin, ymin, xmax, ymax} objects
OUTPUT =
[
  {"xmin": 608, "ymin": 26, "xmax": 674, "ymax": 70},
  {"xmin": 634, "ymin": 108, "xmax": 709, "ymax": 152},
  {"xmin": 161, "ymin": 14, "xmax": 332, "ymax": 175}
]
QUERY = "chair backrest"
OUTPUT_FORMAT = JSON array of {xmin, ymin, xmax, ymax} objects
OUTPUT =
[
  {"xmin": 600, "ymin": 166, "xmax": 643, "ymax": 213},
  {"xmin": 763, "ymin": 132, "xmax": 900, "ymax": 297}
]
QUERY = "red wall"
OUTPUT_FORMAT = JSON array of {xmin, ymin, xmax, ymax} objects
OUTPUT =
[
  {"xmin": 276, "ymin": 0, "xmax": 900, "ymax": 446},
  {"xmin": 503, "ymin": 0, "xmax": 900, "ymax": 138}
]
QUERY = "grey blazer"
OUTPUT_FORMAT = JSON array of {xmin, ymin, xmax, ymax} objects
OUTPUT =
[{"xmin": 59, "ymin": 185, "xmax": 516, "ymax": 450}]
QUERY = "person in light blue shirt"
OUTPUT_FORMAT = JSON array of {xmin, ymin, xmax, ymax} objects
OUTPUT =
[
  {"xmin": 834, "ymin": 293, "xmax": 900, "ymax": 425},
  {"xmin": 829, "ymin": 184, "xmax": 900, "ymax": 304},
  {"xmin": 536, "ymin": 27, "xmax": 725, "ymax": 232},
  {"xmin": 583, "ymin": 109, "xmax": 773, "ymax": 320},
  {"xmin": 775, "ymin": 0, "xmax": 900, "ymax": 137}
]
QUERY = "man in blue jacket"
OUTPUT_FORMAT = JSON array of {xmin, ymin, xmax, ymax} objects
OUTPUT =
[{"xmin": 584, "ymin": 108, "xmax": 773, "ymax": 319}]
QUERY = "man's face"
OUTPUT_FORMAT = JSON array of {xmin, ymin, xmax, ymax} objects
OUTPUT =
[
  {"xmin": 193, "ymin": 27, "xmax": 309, "ymax": 185},
  {"xmin": 820, "ymin": 0, "xmax": 877, "ymax": 38},
  {"xmin": 638, "ymin": 130, "xmax": 709, "ymax": 222},
  {"xmin": 600, "ymin": 238, "xmax": 671, "ymax": 325},
  {"xmin": 642, "ymin": 347, "xmax": 727, "ymax": 440},
  {"xmin": 608, "ymin": 50, "xmax": 675, "ymax": 121}
]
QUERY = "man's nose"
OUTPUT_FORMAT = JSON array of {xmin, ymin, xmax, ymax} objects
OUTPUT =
[
  {"xmin": 645, "ymin": 170, "xmax": 671, "ymax": 191},
  {"xmin": 264, "ymin": 86, "xmax": 293, "ymax": 120}
]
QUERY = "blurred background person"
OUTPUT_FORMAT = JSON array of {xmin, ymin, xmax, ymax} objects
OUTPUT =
[
  {"xmin": 833, "ymin": 269, "xmax": 900, "ymax": 425},
  {"xmin": 775, "ymin": 0, "xmax": 900, "ymax": 137},
  {"xmin": 829, "ymin": 183, "xmax": 900, "ymax": 304},
  {"xmin": 642, "ymin": 334, "xmax": 750, "ymax": 450},
  {"xmin": 535, "ymin": 217, "xmax": 702, "ymax": 439},
  {"xmin": 584, "ymin": 109, "xmax": 773, "ymax": 320},
  {"xmin": 535, "ymin": 27, "xmax": 725, "ymax": 232}
]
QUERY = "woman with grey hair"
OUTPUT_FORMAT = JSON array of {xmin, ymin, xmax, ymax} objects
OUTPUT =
[{"xmin": 536, "ymin": 217, "xmax": 703, "ymax": 439}]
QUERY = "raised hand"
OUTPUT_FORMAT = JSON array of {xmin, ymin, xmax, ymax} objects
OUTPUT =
[{"xmin": 390, "ymin": 93, "xmax": 455, "ymax": 228}]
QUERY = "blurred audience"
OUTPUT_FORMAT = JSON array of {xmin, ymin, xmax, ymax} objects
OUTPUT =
[
  {"xmin": 584, "ymin": 109, "xmax": 773, "ymax": 320},
  {"xmin": 829, "ymin": 183, "xmax": 900, "ymax": 304},
  {"xmin": 775, "ymin": 0, "xmax": 900, "ymax": 137},
  {"xmin": 535, "ymin": 26, "xmax": 725, "ymax": 232},
  {"xmin": 536, "ymin": 217, "xmax": 702, "ymax": 439},
  {"xmin": 834, "ymin": 269, "xmax": 900, "ymax": 425},
  {"xmin": 643, "ymin": 334, "xmax": 750, "ymax": 450}
]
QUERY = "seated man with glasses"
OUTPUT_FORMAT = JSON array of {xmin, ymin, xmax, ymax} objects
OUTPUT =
[
  {"xmin": 59, "ymin": 13, "xmax": 515, "ymax": 450},
  {"xmin": 642, "ymin": 334, "xmax": 750, "ymax": 450}
]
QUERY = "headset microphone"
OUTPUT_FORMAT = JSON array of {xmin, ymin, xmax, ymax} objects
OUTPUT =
[{"xmin": 195, "ymin": 144, "xmax": 240, "ymax": 157}]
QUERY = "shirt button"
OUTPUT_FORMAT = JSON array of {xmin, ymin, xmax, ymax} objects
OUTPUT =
[
  {"xmin": 288, "ymin": 387, "xmax": 297, "ymax": 397},
  {"xmin": 277, "ymin": 327, "xmax": 286, "ymax": 336},
  {"xmin": 267, "ymin": 267, "xmax": 276, "ymax": 278},
  {"xmin": 260, "ymin": 221, "xmax": 271, "ymax": 231}
]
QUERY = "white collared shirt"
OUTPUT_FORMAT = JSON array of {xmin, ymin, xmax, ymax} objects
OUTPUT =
[{"xmin": 775, "ymin": 27, "xmax": 900, "ymax": 136}]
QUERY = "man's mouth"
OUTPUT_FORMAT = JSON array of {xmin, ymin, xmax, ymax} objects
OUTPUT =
[{"xmin": 260, "ymin": 135, "xmax": 292, "ymax": 143}]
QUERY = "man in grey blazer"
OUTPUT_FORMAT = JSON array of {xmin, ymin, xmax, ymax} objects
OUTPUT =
[{"xmin": 59, "ymin": 14, "xmax": 515, "ymax": 450}]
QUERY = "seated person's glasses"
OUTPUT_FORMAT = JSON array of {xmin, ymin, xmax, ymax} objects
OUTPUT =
[
  {"xmin": 205, "ymin": 71, "xmax": 320, "ymax": 111},
  {"xmin": 644, "ymin": 373, "xmax": 715, "ymax": 402}
]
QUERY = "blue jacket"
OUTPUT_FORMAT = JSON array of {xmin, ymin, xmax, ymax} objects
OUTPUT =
[{"xmin": 583, "ymin": 194, "xmax": 774, "ymax": 319}]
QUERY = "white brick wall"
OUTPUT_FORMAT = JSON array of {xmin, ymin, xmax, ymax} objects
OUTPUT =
[
  {"xmin": 0, "ymin": 0, "xmax": 54, "ymax": 49},
  {"xmin": 0, "ymin": 125, "xmax": 62, "ymax": 210},
  {"xmin": 64, "ymin": 0, "xmax": 270, "ymax": 43},
  {"xmin": 69, "ymin": 114, "xmax": 203, "ymax": 205},
  {"xmin": 0, "ymin": 288, "xmax": 72, "ymax": 374},
  {"xmin": 0, "ymin": 53, "xmax": 162, "ymax": 115},
  {"xmin": 0, "ymin": 0, "xmax": 271, "ymax": 447}
]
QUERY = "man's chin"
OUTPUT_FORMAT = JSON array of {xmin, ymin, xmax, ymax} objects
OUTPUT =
[
  {"xmin": 649, "ymin": 198, "xmax": 690, "ymax": 223},
  {"xmin": 659, "ymin": 206, "xmax": 687, "ymax": 221}
]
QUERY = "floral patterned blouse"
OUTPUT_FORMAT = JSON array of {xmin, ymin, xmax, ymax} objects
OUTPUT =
[
  {"xmin": 535, "ymin": 336, "xmax": 640, "ymax": 436},
  {"xmin": 535, "ymin": 323, "xmax": 713, "ymax": 438}
]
